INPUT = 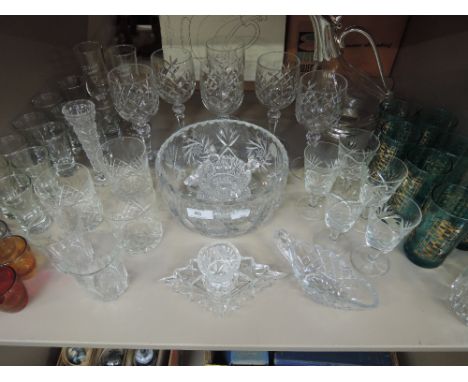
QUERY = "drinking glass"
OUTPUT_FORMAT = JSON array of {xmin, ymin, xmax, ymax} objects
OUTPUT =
[
  {"xmin": 413, "ymin": 107, "xmax": 458, "ymax": 144},
  {"xmin": 197, "ymin": 242, "xmax": 241, "ymax": 295},
  {"xmin": 29, "ymin": 121, "xmax": 76, "ymax": 176},
  {"xmin": 62, "ymin": 99, "xmax": 107, "ymax": 183},
  {"xmin": 151, "ymin": 47, "xmax": 196, "ymax": 128},
  {"xmin": 296, "ymin": 141, "xmax": 339, "ymax": 220},
  {"xmin": 48, "ymin": 230, "xmax": 128, "ymax": 301},
  {"xmin": 106, "ymin": 44, "xmax": 137, "ymax": 69},
  {"xmin": 404, "ymin": 182, "xmax": 468, "ymax": 268},
  {"xmin": 101, "ymin": 136, "xmax": 155, "ymax": 206},
  {"xmin": 0, "ymin": 265, "xmax": 29, "ymax": 313},
  {"xmin": 57, "ymin": 74, "xmax": 88, "ymax": 101},
  {"xmin": 449, "ymin": 266, "xmax": 468, "ymax": 326},
  {"xmin": 0, "ymin": 174, "xmax": 51, "ymax": 234},
  {"xmin": 31, "ymin": 91, "xmax": 64, "ymax": 117},
  {"xmin": 0, "ymin": 157, "xmax": 12, "ymax": 218},
  {"xmin": 295, "ymin": 70, "xmax": 348, "ymax": 145},
  {"xmin": 370, "ymin": 116, "xmax": 418, "ymax": 173},
  {"xmin": 206, "ymin": 36, "xmax": 245, "ymax": 69},
  {"xmin": 0, "ymin": 134, "xmax": 27, "ymax": 157},
  {"xmin": 34, "ymin": 163, "xmax": 103, "ymax": 231},
  {"xmin": 11, "ymin": 111, "xmax": 49, "ymax": 146},
  {"xmin": 351, "ymin": 197, "xmax": 422, "ymax": 277},
  {"xmin": 4, "ymin": 146, "xmax": 56, "ymax": 188},
  {"xmin": 391, "ymin": 146, "xmax": 456, "ymax": 209},
  {"xmin": 0, "ymin": 235, "xmax": 37, "ymax": 279},
  {"xmin": 103, "ymin": 195, "xmax": 163, "ymax": 255},
  {"xmin": 255, "ymin": 51, "xmax": 300, "ymax": 134},
  {"xmin": 200, "ymin": 58, "xmax": 244, "ymax": 118},
  {"xmin": 107, "ymin": 64, "xmax": 160, "ymax": 161},
  {"xmin": 0, "ymin": 220, "xmax": 9, "ymax": 239}
]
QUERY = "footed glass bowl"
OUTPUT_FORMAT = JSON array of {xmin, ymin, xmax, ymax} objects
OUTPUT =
[{"xmin": 156, "ymin": 119, "xmax": 289, "ymax": 237}]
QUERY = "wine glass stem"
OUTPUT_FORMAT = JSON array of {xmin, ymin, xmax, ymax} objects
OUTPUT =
[
  {"xmin": 267, "ymin": 109, "xmax": 281, "ymax": 135},
  {"xmin": 172, "ymin": 103, "xmax": 186, "ymax": 129},
  {"xmin": 329, "ymin": 230, "xmax": 340, "ymax": 241},
  {"xmin": 133, "ymin": 123, "xmax": 153, "ymax": 162},
  {"xmin": 308, "ymin": 194, "xmax": 320, "ymax": 208}
]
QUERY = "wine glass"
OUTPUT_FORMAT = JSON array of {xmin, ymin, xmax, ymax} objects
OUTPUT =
[
  {"xmin": 151, "ymin": 47, "xmax": 196, "ymax": 129},
  {"xmin": 351, "ymin": 196, "xmax": 422, "ymax": 277},
  {"xmin": 295, "ymin": 70, "xmax": 348, "ymax": 145},
  {"xmin": 201, "ymin": 37, "xmax": 245, "ymax": 118},
  {"xmin": 106, "ymin": 44, "xmax": 137, "ymax": 69},
  {"xmin": 296, "ymin": 141, "xmax": 340, "ymax": 221},
  {"xmin": 255, "ymin": 52, "xmax": 300, "ymax": 134},
  {"xmin": 107, "ymin": 63, "xmax": 159, "ymax": 161}
]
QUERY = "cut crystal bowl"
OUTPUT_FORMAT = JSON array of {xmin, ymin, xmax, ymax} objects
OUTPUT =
[{"xmin": 156, "ymin": 119, "xmax": 289, "ymax": 237}]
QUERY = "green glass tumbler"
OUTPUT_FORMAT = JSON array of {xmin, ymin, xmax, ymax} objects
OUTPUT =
[
  {"xmin": 413, "ymin": 107, "xmax": 458, "ymax": 146},
  {"xmin": 390, "ymin": 146, "xmax": 455, "ymax": 210},
  {"xmin": 404, "ymin": 182, "xmax": 468, "ymax": 268},
  {"xmin": 369, "ymin": 116, "xmax": 418, "ymax": 173}
]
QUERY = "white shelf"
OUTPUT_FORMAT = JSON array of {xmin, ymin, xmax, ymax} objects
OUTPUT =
[{"xmin": 1, "ymin": 177, "xmax": 468, "ymax": 351}]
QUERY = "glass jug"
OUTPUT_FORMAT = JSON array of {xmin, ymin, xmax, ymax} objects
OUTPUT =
[{"xmin": 309, "ymin": 16, "xmax": 392, "ymax": 139}]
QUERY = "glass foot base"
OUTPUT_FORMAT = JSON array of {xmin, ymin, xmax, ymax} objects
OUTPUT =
[
  {"xmin": 350, "ymin": 245, "xmax": 389, "ymax": 277},
  {"xmin": 296, "ymin": 196, "xmax": 324, "ymax": 221}
]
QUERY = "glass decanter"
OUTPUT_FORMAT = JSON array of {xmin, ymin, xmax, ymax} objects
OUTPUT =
[{"xmin": 309, "ymin": 16, "xmax": 392, "ymax": 139}]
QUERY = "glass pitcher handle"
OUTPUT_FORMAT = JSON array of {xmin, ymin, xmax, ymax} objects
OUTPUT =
[{"xmin": 337, "ymin": 26, "xmax": 392, "ymax": 96}]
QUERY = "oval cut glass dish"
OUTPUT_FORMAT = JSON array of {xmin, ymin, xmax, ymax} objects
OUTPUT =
[{"xmin": 156, "ymin": 119, "xmax": 289, "ymax": 237}]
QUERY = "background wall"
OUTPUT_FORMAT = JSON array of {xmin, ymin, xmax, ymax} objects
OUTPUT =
[{"xmin": 392, "ymin": 16, "xmax": 468, "ymax": 133}]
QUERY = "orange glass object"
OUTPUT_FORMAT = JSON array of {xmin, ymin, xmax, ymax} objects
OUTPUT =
[
  {"xmin": 0, "ymin": 235, "xmax": 37, "ymax": 280},
  {"xmin": 0, "ymin": 265, "xmax": 28, "ymax": 312}
]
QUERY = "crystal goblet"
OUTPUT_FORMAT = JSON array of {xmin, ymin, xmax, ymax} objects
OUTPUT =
[
  {"xmin": 351, "ymin": 196, "xmax": 422, "ymax": 277},
  {"xmin": 255, "ymin": 51, "xmax": 300, "ymax": 135},
  {"xmin": 295, "ymin": 70, "xmax": 348, "ymax": 145},
  {"xmin": 107, "ymin": 63, "xmax": 159, "ymax": 162},
  {"xmin": 296, "ymin": 141, "xmax": 340, "ymax": 221},
  {"xmin": 151, "ymin": 47, "xmax": 196, "ymax": 129}
]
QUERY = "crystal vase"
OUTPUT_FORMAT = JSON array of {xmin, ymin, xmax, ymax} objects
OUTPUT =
[{"xmin": 62, "ymin": 100, "xmax": 107, "ymax": 183}]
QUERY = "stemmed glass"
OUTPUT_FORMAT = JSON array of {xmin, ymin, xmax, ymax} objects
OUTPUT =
[
  {"xmin": 351, "ymin": 196, "xmax": 422, "ymax": 277},
  {"xmin": 151, "ymin": 47, "xmax": 196, "ymax": 129},
  {"xmin": 107, "ymin": 64, "xmax": 160, "ymax": 161},
  {"xmin": 200, "ymin": 37, "xmax": 245, "ymax": 118},
  {"xmin": 295, "ymin": 70, "xmax": 348, "ymax": 145},
  {"xmin": 296, "ymin": 141, "xmax": 340, "ymax": 221},
  {"xmin": 255, "ymin": 52, "xmax": 300, "ymax": 135},
  {"xmin": 106, "ymin": 44, "xmax": 137, "ymax": 69}
]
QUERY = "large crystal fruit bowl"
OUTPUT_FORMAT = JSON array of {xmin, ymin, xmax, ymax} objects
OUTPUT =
[{"xmin": 156, "ymin": 119, "xmax": 289, "ymax": 237}]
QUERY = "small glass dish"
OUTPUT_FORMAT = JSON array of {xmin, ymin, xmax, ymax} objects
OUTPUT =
[
  {"xmin": 274, "ymin": 229, "xmax": 378, "ymax": 310},
  {"xmin": 161, "ymin": 242, "xmax": 285, "ymax": 316}
]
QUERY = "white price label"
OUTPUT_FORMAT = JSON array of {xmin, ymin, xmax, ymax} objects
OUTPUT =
[
  {"xmin": 230, "ymin": 209, "xmax": 251, "ymax": 220},
  {"xmin": 187, "ymin": 208, "xmax": 214, "ymax": 220}
]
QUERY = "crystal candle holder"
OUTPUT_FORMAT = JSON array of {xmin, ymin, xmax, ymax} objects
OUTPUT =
[{"xmin": 197, "ymin": 242, "xmax": 241, "ymax": 295}]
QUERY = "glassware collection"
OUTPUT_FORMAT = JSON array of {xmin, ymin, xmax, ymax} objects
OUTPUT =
[{"xmin": 0, "ymin": 31, "xmax": 467, "ymax": 327}]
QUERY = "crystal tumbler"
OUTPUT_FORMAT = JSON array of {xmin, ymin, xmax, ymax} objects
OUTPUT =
[
  {"xmin": 0, "ymin": 174, "xmax": 51, "ymax": 234},
  {"xmin": 105, "ymin": 44, "xmax": 137, "ymax": 69},
  {"xmin": 57, "ymin": 74, "xmax": 88, "ymax": 101},
  {"xmin": 11, "ymin": 111, "xmax": 49, "ymax": 146},
  {"xmin": 31, "ymin": 91, "xmax": 64, "ymax": 118},
  {"xmin": 0, "ymin": 265, "xmax": 29, "ymax": 313},
  {"xmin": 404, "ymin": 182, "xmax": 468, "ymax": 268},
  {"xmin": 0, "ymin": 134, "xmax": 27, "ymax": 157}
]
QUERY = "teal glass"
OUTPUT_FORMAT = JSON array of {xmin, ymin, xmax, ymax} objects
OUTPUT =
[
  {"xmin": 391, "ymin": 146, "xmax": 456, "ymax": 210},
  {"xmin": 378, "ymin": 97, "xmax": 410, "ymax": 120},
  {"xmin": 404, "ymin": 182, "xmax": 468, "ymax": 268},
  {"xmin": 412, "ymin": 107, "xmax": 458, "ymax": 146},
  {"xmin": 369, "ymin": 117, "xmax": 419, "ymax": 174}
]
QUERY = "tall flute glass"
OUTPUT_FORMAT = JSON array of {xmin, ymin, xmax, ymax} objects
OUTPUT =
[
  {"xmin": 151, "ymin": 47, "xmax": 196, "ymax": 129},
  {"xmin": 295, "ymin": 70, "xmax": 348, "ymax": 145},
  {"xmin": 62, "ymin": 100, "xmax": 107, "ymax": 183},
  {"xmin": 107, "ymin": 64, "xmax": 159, "ymax": 161},
  {"xmin": 255, "ymin": 51, "xmax": 300, "ymax": 135}
]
